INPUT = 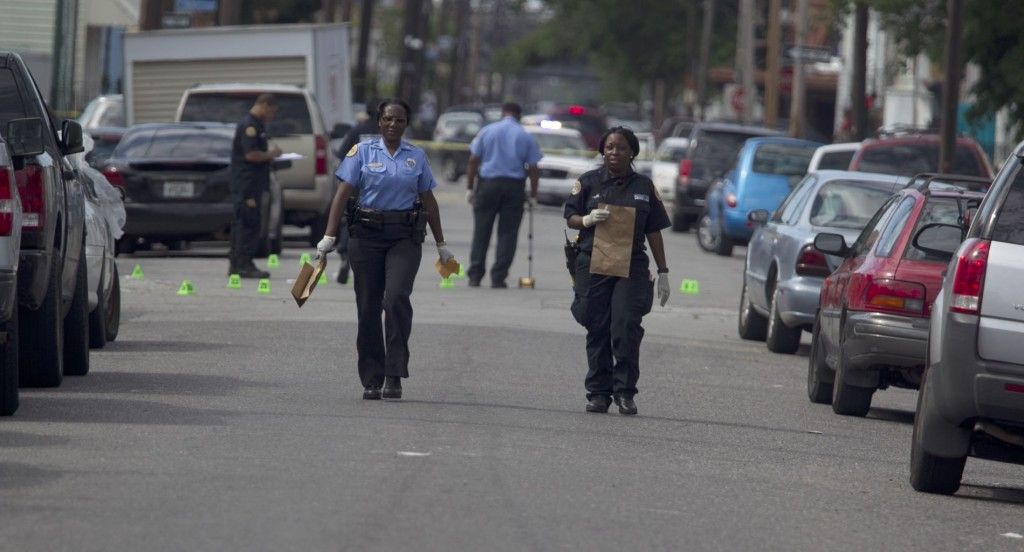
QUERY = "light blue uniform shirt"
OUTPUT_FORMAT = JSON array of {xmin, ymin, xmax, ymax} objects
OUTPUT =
[
  {"xmin": 469, "ymin": 116, "xmax": 543, "ymax": 179},
  {"xmin": 336, "ymin": 138, "xmax": 437, "ymax": 211}
]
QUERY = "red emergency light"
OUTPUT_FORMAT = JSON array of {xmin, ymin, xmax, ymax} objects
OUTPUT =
[{"xmin": 568, "ymin": 105, "xmax": 586, "ymax": 116}]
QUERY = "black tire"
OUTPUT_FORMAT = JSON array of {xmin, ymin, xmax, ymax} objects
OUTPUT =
[
  {"xmin": 807, "ymin": 311, "xmax": 833, "ymax": 404},
  {"xmin": 737, "ymin": 277, "xmax": 767, "ymax": 341},
  {"xmin": 88, "ymin": 268, "xmax": 108, "ymax": 349},
  {"xmin": 0, "ymin": 305, "xmax": 19, "ymax": 416},
  {"xmin": 696, "ymin": 212, "xmax": 717, "ymax": 252},
  {"xmin": 831, "ymin": 345, "xmax": 873, "ymax": 417},
  {"xmin": 909, "ymin": 369, "xmax": 967, "ymax": 494},
  {"xmin": 766, "ymin": 287, "xmax": 802, "ymax": 354},
  {"xmin": 104, "ymin": 264, "xmax": 120, "ymax": 342},
  {"xmin": 19, "ymin": 257, "xmax": 64, "ymax": 387},
  {"xmin": 64, "ymin": 243, "xmax": 90, "ymax": 377},
  {"xmin": 671, "ymin": 211, "xmax": 691, "ymax": 233}
]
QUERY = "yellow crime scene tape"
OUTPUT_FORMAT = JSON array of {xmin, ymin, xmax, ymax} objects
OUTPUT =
[{"xmin": 407, "ymin": 139, "xmax": 598, "ymax": 160}]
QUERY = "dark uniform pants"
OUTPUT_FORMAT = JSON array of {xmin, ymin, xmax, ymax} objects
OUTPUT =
[
  {"xmin": 571, "ymin": 253, "xmax": 654, "ymax": 399},
  {"xmin": 469, "ymin": 177, "xmax": 526, "ymax": 284},
  {"xmin": 230, "ymin": 197, "xmax": 261, "ymax": 269},
  {"xmin": 349, "ymin": 223, "xmax": 422, "ymax": 388}
]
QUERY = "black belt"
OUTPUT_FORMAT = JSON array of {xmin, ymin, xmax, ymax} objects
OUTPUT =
[{"xmin": 354, "ymin": 208, "xmax": 417, "ymax": 224}]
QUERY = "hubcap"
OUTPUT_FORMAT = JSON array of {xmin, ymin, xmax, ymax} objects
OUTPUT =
[{"xmin": 698, "ymin": 215, "xmax": 719, "ymax": 249}]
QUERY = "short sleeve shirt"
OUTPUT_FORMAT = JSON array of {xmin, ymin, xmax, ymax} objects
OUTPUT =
[
  {"xmin": 230, "ymin": 113, "xmax": 270, "ymax": 199},
  {"xmin": 335, "ymin": 138, "xmax": 437, "ymax": 211},
  {"xmin": 564, "ymin": 167, "xmax": 671, "ymax": 269},
  {"xmin": 469, "ymin": 117, "xmax": 543, "ymax": 179}
]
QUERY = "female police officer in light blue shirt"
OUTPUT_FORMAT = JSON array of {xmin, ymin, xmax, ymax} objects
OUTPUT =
[{"xmin": 315, "ymin": 99, "xmax": 454, "ymax": 401}]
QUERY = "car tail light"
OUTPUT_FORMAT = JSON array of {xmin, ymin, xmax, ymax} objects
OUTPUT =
[
  {"xmin": 315, "ymin": 134, "xmax": 328, "ymax": 176},
  {"xmin": 678, "ymin": 159, "xmax": 692, "ymax": 187},
  {"xmin": 0, "ymin": 169, "xmax": 14, "ymax": 236},
  {"xmin": 16, "ymin": 165, "xmax": 45, "ymax": 231},
  {"xmin": 568, "ymin": 105, "xmax": 586, "ymax": 116},
  {"xmin": 863, "ymin": 278, "xmax": 926, "ymax": 315},
  {"xmin": 726, "ymin": 193, "xmax": 737, "ymax": 208},
  {"xmin": 950, "ymin": 238, "xmax": 990, "ymax": 315},
  {"xmin": 795, "ymin": 244, "xmax": 831, "ymax": 277},
  {"xmin": 102, "ymin": 166, "xmax": 125, "ymax": 187}
]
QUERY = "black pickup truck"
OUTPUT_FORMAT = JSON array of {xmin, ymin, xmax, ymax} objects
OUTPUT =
[{"xmin": 0, "ymin": 52, "xmax": 90, "ymax": 402}]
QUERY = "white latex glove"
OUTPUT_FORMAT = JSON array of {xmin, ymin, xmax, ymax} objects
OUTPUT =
[
  {"xmin": 437, "ymin": 243, "xmax": 455, "ymax": 264},
  {"xmin": 657, "ymin": 273, "xmax": 671, "ymax": 307},
  {"xmin": 581, "ymin": 208, "xmax": 610, "ymax": 228},
  {"xmin": 466, "ymin": 190, "xmax": 475, "ymax": 205},
  {"xmin": 314, "ymin": 235, "xmax": 336, "ymax": 262}
]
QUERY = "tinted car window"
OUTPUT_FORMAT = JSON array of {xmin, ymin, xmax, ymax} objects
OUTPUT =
[
  {"xmin": 905, "ymin": 197, "xmax": 964, "ymax": 261},
  {"xmin": 0, "ymin": 68, "xmax": 28, "ymax": 128},
  {"xmin": 852, "ymin": 196, "xmax": 899, "ymax": 256},
  {"xmin": 874, "ymin": 196, "xmax": 917, "ymax": 257},
  {"xmin": 691, "ymin": 131, "xmax": 762, "ymax": 180},
  {"xmin": 115, "ymin": 128, "xmax": 232, "ymax": 159},
  {"xmin": 991, "ymin": 168, "xmax": 1024, "ymax": 246},
  {"xmin": 857, "ymin": 143, "xmax": 985, "ymax": 177},
  {"xmin": 818, "ymin": 150, "xmax": 855, "ymax": 170},
  {"xmin": 180, "ymin": 93, "xmax": 312, "ymax": 136},
  {"xmin": 776, "ymin": 175, "xmax": 815, "ymax": 224},
  {"xmin": 809, "ymin": 180, "xmax": 893, "ymax": 229},
  {"xmin": 752, "ymin": 144, "xmax": 815, "ymax": 176},
  {"xmin": 656, "ymin": 143, "xmax": 688, "ymax": 162}
]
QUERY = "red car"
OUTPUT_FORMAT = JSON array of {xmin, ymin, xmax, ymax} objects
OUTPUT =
[
  {"xmin": 806, "ymin": 174, "xmax": 990, "ymax": 416},
  {"xmin": 849, "ymin": 134, "xmax": 993, "ymax": 179}
]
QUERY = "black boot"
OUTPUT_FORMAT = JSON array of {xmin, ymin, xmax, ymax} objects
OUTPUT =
[
  {"xmin": 585, "ymin": 395, "xmax": 611, "ymax": 413},
  {"xmin": 363, "ymin": 386, "xmax": 382, "ymax": 400},
  {"xmin": 382, "ymin": 376, "xmax": 402, "ymax": 399},
  {"xmin": 613, "ymin": 394, "xmax": 638, "ymax": 416},
  {"xmin": 336, "ymin": 254, "xmax": 350, "ymax": 284}
]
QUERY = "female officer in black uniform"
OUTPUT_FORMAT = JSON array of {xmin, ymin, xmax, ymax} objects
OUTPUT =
[
  {"xmin": 564, "ymin": 127, "xmax": 672, "ymax": 415},
  {"xmin": 315, "ymin": 99, "xmax": 454, "ymax": 400}
]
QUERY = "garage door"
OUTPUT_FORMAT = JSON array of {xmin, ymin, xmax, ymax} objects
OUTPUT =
[{"xmin": 131, "ymin": 57, "xmax": 307, "ymax": 124}]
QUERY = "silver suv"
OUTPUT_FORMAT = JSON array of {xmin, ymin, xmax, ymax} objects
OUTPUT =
[{"xmin": 911, "ymin": 144, "xmax": 1024, "ymax": 494}]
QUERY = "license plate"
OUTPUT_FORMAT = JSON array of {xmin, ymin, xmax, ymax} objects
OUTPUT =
[{"xmin": 163, "ymin": 181, "xmax": 195, "ymax": 198}]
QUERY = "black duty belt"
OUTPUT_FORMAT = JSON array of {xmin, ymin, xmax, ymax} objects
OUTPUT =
[{"xmin": 354, "ymin": 208, "xmax": 418, "ymax": 224}]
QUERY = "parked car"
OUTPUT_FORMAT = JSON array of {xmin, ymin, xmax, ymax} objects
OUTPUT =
[
  {"xmin": 102, "ymin": 122, "xmax": 283, "ymax": 256},
  {"xmin": 910, "ymin": 152, "xmax": 1024, "ymax": 494},
  {"xmin": 656, "ymin": 116, "xmax": 694, "ymax": 144},
  {"xmin": 808, "ymin": 173, "xmax": 990, "ymax": 417},
  {"xmin": 807, "ymin": 142, "xmax": 860, "ymax": 172},
  {"xmin": 77, "ymin": 94, "xmax": 125, "ymax": 129},
  {"xmin": 634, "ymin": 131, "xmax": 656, "ymax": 179},
  {"xmin": 0, "ymin": 128, "xmax": 24, "ymax": 415},
  {"xmin": 741, "ymin": 171, "xmax": 902, "ymax": 354},
  {"xmin": 699, "ymin": 137, "xmax": 821, "ymax": 256},
  {"xmin": 2, "ymin": 52, "xmax": 90, "ymax": 392},
  {"xmin": 528, "ymin": 126, "xmax": 597, "ymax": 205},
  {"xmin": 84, "ymin": 127, "xmax": 126, "ymax": 170},
  {"xmin": 431, "ymin": 105, "xmax": 502, "ymax": 182},
  {"xmin": 651, "ymin": 137, "xmax": 689, "ymax": 204},
  {"xmin": 175, "ymin": 83, "xmax": 336, "ymax": 246},
  {"xmin": 849, "ymin": 134, "xmax": 993, "ymax": 178},
  {"xmin": 671, "ymin": 123, "xmax": 782, "ymax": 232}
]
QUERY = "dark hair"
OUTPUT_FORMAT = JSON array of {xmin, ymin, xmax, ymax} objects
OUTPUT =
[
  {"xmin": 501, "ymin": 102, "xmax": 522, "ymax": 119},
  {"xmin": 376, "ymin": 99, "xmax": 413, "ymax": 122},
  {"xmin": 598, "ymin": 126, "xmax": 640, "ymax": 159},
  {"xmin": 255, "ymin": 93, "xmax": 278, "ymax": 108}
]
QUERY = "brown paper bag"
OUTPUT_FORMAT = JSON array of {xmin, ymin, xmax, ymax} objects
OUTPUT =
[
  {"xmin": 291, "ymin": 259, "xmax": 327, "ymax": 307},
  {"xmin": 590, "ymin": 203, "xmax": 635, "ymax": 278},
  {"xmin": 435, "ymin": 257, "xmax": 461, "ymax": 278}
]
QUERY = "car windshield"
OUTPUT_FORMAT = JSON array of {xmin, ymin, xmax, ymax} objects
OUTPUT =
[
  {"xmin": 857, "ymin": 143, "xmax": 986, "ymax": 177},
  {"xmin": 809, "ymin": 180, "xmax": 894, "ymax": 229},
  {"xmin": 905, "ymin": 197, "xmax": 964, "ymax": 261},
  {"xmin": 752, "ymin": 144, "xmax": 815, "ymax": 176},
  {"xmin": 180, "ymin": 92, "xmax": 312, "ymax": 136},
  {"xmin": 657, "ymin": 143, "xmax": 688, "ymax": 162},
  {"xmin": 817, "ymin": 150, "xmax": 855, "ymax": 170},
  {"xmin": 532, "ymin": 132, "xmax": 587, "ymax": 153},
  {"xmin": 691, "ymin": 130, "xmax": 765, "ymax": 180},
  {"xmin": 115, "ymin": 127, "xmax": 232, "ymax": 159}
]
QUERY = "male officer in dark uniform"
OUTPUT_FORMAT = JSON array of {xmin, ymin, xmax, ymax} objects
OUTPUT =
[{"xmin": 229, "ymin": 93, "xmax": 281, "ymax": 278}]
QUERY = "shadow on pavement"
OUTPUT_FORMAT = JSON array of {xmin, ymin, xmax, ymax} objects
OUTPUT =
[
  {"xmin": 0, "ymin": 431, "xmax": 71, "ymax": 448},
  {"xmin": 100, "ymin": 340, "xmax": 236, "ymax": 353},
  {"xmin": 0, "ymin": 462, "xmax": 63, "ymax": 490},
  {"xmin": 957, "ymin": 483, "xmax": 1024, "ymax": 505},
  {"xmin": 55, "ymin": 371, "xmax": 273, "ymax": 397},
  {"xmin": 867, "ymin": 407, "xmax": 915, "ymax": 425},
  {"xmin": 13, "ymin": 397, "xmax": 230, "ymax": 426}
]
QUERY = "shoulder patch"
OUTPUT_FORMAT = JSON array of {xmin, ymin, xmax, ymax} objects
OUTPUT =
[
  {"xmin": 245, "ymin": 126, "xmax": 257, "ymax": 138},
  {"xmin": 571, "ymin": 180, "xmax": 582, "ymax": 195},
  {"xmin": 346, "ymin": 144, "xmax": 359, "ymax": 158}
]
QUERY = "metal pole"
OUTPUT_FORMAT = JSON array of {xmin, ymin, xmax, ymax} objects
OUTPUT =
[
  {"xmin": 939, "ymin": 0, "xmax": 964, "ymax": 172},
  {"xmin": 50, "ymin": 0, "xmax": 79, "ymax": 112},
  {"xmin": 851, "ymin": 1, "xmax": 869, "ymax": 140},
  {"xmin": 696, "ymin": 0, "xmax": 715, "ymax": 120},
  {"xmin": 353, "ymin": 0, "xmax": 374, "ymax": 103},
  {"xmin": 765, "ymin": 0, "xmax": 781, "ymax": 128},
  {"xmin": 740, "ymin": 0, "xmax": 756, "ymax": 124},
  {"xmin": 789, "ymin": 0, "xmax": 808, "ymax": 137}
]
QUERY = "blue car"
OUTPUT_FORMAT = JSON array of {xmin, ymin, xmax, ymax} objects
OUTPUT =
[{"xmin": 697, "ymin": 137, "xmax": 822, "ymax": 256}]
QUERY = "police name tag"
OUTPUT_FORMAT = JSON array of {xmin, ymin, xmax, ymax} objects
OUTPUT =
[{"xmin": 634, "ymin": 194, "xmax": 649, "ymax": 202}]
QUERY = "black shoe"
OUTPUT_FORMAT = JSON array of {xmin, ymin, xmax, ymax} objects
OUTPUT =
[
  {"xmin": 491, "ymin": 281, "xmax": 508, "ymax": 289},
  {"xmin": 363, "ymin": 386, "xmax": 382, "ymax": 400},
  {"xmin": 238, "ymin": 267, "xmax": 270, "ymax": 279},
  {"xmin": 336, "ymin": 257, "xmax": 350, "ymax": 284},
  {"xmin": 585, "ymin": 395, "xmax": 611, "ymax": 413},
  {"xmin": 382, "ymin": 376, "xmax": 402, "ymax": 399},
  {"xmin": 614, "ymin": 394, "xmax": 638, "ymax": 416},
  {"xmin": 468, "ymin": 279, "xmax": 481, "ymax": 288}
]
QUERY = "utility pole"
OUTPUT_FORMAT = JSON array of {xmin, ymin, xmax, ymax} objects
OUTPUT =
[
  {"xmin": 788, "ymin": 0, "xmax": 809, "ymax": 137},
  {"xmin": 396, "ymin": 0, "xmax": 425, "ymax": 109},
  {"xmin": 485, "ymin": 0, "xmax": 503, "ymax": 101},
  {"xmin": 447, "ymin": 0, "xmax": 470, "ymax": 107},
  {"xmin": 218, "ymin": 0, "xmax": 243, "ymax": 25},
  {"xmin": 50, "ymin": 0, "xmax": 79, "ymax": 112},
  {"xmin": 938, "ymin": 0, "xmax": 965, "ymax": 172},
  {"xmin": 850, "ymin": 1, "xmax": 869, "ymax": 140},
  {"xmin": 764, "ymin": 0, "xmax": 782, "ymax": 128},
  {"xmin": 139, "ymin": 0, "xmax": 162, "ymax": 30},
  {"xmin": 696, "ymin": 0, "xmax": 715, "ymax": 120},
  {"xmin": 353, "ymin": 0, "xmax": 374, "ymax": 103},
  {"xmin": 467, "ymin": 4, "xmax": 481, "ymax": 103},
  {"xmin": 738, "ymin": 0, "xmax": 756, "ymax": 124}
]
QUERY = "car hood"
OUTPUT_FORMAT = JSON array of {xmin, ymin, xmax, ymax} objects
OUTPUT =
[{"xmin": 539, "ymin": 154, "xmax": 599, "ymax": 173}]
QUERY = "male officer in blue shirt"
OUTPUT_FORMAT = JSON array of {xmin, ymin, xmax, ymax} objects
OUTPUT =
[{"xmin": 465, "ymin": 102, "xmax": 542, "ymax": 288}]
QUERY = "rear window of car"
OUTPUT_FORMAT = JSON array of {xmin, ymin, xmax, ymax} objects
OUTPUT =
[
  {"xmin": 991, "ymin": 169, "xmax": 1024, "ymax": 246},
  {"xmin": 817, "ymin": 150, "xmax": 855, "ymax": 170},
  {"xmin": 875, "ymin": 196, "xmax": 917, "ymax": 257},
  {"xmin": 857, "ymin": 142, "xmax": 985, "ymax": 177},
  {"xmin": 691, "ymin": 130, "xmax": 764, "ymax": 180},
  {"xmin": 752, "ymin": 143, "xmax": 815, "ymax": 176},
  {"xmin": 809, "ymin": 180, "xmax": 893, "ymax": 229},
  {"xmin": 180, "ymin": 92, "xmax": 312, "ymax": 136},
  {"xmin": 531, "ymin": 132, "xmax": 587, "ymax": 153},
  {"xmin": 656, "ymin": 143, "xmax": 688, "ymax": 162},
  {"xmin": 904, "ymin": 197, "xmax": 964, "ymax": 261},
  {"xmin": 115, "ymin": 127, "xmax": 232, "ymax": 159}
]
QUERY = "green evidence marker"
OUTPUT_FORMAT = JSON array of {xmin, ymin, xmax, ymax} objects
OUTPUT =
[
  {"xmin": 679, "ymin": 279, "xmax": 700, "ymax": 295},
  {"xmin": 257, "ymin": 278, "xmax": 271, "ymax": 294},
  {"xmin": 177, "ymin": 280, "xmax": 195, "ymax": 296},
  {"xmin": 131, "ymin": 264, "xmax": 144, "ymax": 280},
  {"xmin": 299, "ymin": 252, "xmax": 312, "ymax": 266},
  {"xmin": 267, "ymin": 254, "xmax": 280, "ymax": 268},
  {"xmin": 439, "ymin": 277, "xmax": 455, "ymax": 289},
  {"xmin": 227, "ymin": 274, "xmax": 242, "ymax": 289}
]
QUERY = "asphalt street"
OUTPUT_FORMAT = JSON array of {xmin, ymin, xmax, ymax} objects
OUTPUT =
[{"xmin": 2, "ymin": 184, "xmax": 1024, "ymax": 551}]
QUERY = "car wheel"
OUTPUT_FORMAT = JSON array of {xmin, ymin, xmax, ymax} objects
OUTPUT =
[
  {"xmin": 737, "ymin": 277, "xmax": 767, "ymax": 341},
  {"xmin": 64, "ymin": 242, "xmax": 91, "ymax": 377},
  {"xmin": 766, "ymin": 287, "xmax": 801, "ymax": 354},
  {"xmin": 442, "ymin": 156, "xmax": 460, "ymax": 183},
  {"xmin": 713, "ymin": 216, "xmax": 734, "ymax": 257},
  {"xmin": 19, "ymin": 255, "xmax": 64, "ymax": 387},
  {"xmin": 671, "ymin": 211, "xmax": 691, "ymax": 233},
  {"xmin": 88, "ymin": 274, "xmax": 108, "ymax": 350},
  {"xmin": 909, "ymin": 368, "xmax": 967, "ymax": 494},
  {"xmin": 0, "ymin": 304, "xmax": 19, "ymax": 416},
  {"xmin": 104, "ymin": 263, "xmax": 121, "ymax": 342},
  {"xmin": 696, "ymin": 212, "xmax": 719, "ymax": 252},
  {"xmin": 831, "ymin": 342, "xmax": 873, "ymax": 417},
  {"xmin": 807, "ymin": 311, "xmax": 833, "ymax": 404}
]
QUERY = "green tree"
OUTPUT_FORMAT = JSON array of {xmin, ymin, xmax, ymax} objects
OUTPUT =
[{"xmin": 963, "ymin": 0, "xmax": 1024, "ymax": 139}]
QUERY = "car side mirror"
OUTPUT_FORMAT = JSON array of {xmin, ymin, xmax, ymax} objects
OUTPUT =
[
  {"xmin": 6, "ymin": 117, "xmax": 45, "ymax": 158},
  {"xmin": 912, "ymin": 222, "xmax": 964, "ymax": 260},
  {"xmin": 748, "ymin": 209, "xmax": 770, "ymax": 225},
  {"xmin": 61, "ymin": 119, "xmax": 84, "ymax": 154},
  {"xmin": 814, "ymin": 232, "xmax": 850, "ymax": 257}
]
